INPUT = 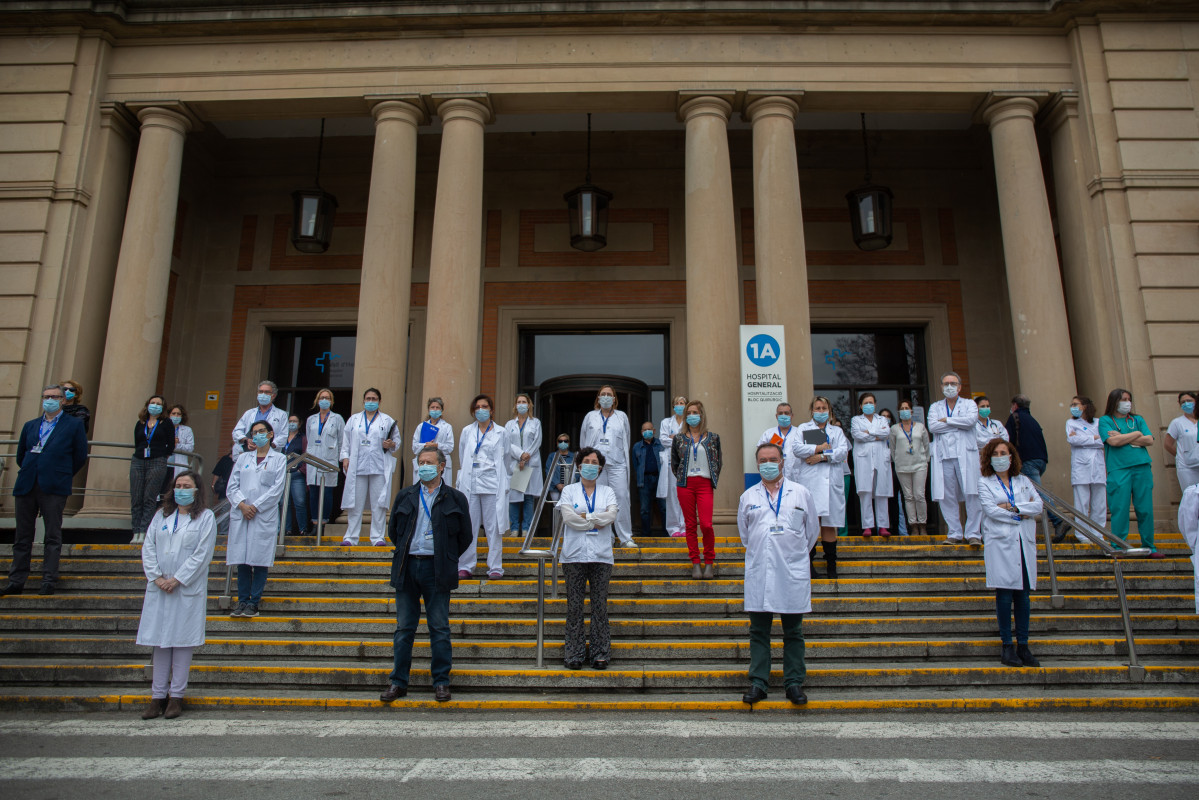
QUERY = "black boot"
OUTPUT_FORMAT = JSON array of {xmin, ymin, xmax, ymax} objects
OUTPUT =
[
  {"xmin": 1016, "ymin": 644, "xmax": 1040, "ymax": 667},
  {"xmin": 1000, "ymin": 643, "xmax": 1023, "ymax": 667},
  {"xmin": 822, "ymin": 540, "xmax": 838, "ymax": 580},
  {"xmin": 808, "ymin": 545, "xmax": 822, "ymax": 579}
]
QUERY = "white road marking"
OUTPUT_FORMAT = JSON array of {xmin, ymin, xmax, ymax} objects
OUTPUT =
[
  {"xmin": 0, "ymin": 719, "xmax": 1194, "ymax": 740},
  {"xmin": 0, "ymin": 757, "xmax": 1196, "ymax": 783}
]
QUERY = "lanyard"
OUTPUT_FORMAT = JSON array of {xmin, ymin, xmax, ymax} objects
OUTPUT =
[
  {"xmin": 900, "ymin": 422, "xmax": 914, "ymax": 447},
  {"xmin": 362, "ymin": 411, "xmax": 378, "ymax": 437},
  {"xmin": 419, "ymin": 488, "xmax": 435, "ymax": 523},
  {"xmin": 601, "ymin": 413, "xmax": 611, "ymax": 435},
  {"xmin": 318, "ymin": 412, "xmax": 329, "ymax": 436},
  {"xmin": 37, "ymin": 414, "xmax": 61, "ymax": 447},
  {"xmin": 581, "ymin": 485, "xmax": 597, "ymax": 514},
  {"xmin": 777, "ymin": 427, "xmax": 790, "ymax": 447},
  {"xmin": 172, "ymin": 511, "xmax": 182, "ymax": 535},
  {"xmin": 144, "ymin": 419, "xmax": 159, "ymax": 447},
  {"xmin": 764, "ymin": 483, "xmax": 783, "ymax": 519},
  {"xmin": 475, "ymin": 421, "xmax": 493, "ymax": 456},
  {"xmin": 687, "ymin": 434, "xmax": 702, "ymax": 462},
  {"xmin": 997, "ymin": 474, "xmax": 1016, "ymax": 506},
  {"xmin": 946, "ymin": 400, "xmax": 956, "ymax": 418},
  {"xmin": 518, "ymin": 417, "xmax": 527, "ymax": 447}
]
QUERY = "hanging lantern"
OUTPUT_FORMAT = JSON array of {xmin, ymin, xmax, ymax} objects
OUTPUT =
[
  {"xmin": 291, "ymin": 118, "xmax": 338, "ymax": 254},
  {"xmin": 845, "ymin": 113, "xmax": 894, "ymax": 251},
  {"xmin": 563, "ymin": 113, "xmax": 612, "ymax": 252}
]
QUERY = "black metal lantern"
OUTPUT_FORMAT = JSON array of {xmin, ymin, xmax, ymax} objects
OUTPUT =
[
  {"xmin": 563, "ymin": 113, "xmax": 612, "ymax": 252},
  {"xmin": 291, "ymin": 118, "xmax": 338, "ymax": 254},
  {"xmin": 845, "ymin": 113, "xmax": 893, "ymax": 251}
]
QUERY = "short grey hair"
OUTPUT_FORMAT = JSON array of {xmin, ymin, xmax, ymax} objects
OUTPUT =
[
  {"xmin": 419, "ymin": 443, "xmax": 446, "ymax": 466},
  {"xmin": 1012, "ymin": 394, "xmax": 1031, "ymax": 409},
  {"xmin": 426, "ymin": 396, "xmax": 444, "ymax": 409},
  {"xmin": 42, "ymin": 383, "xmax": 63, "ymax": 394},
  {"xmin": 940, "ymin": 371, "xmax": 961, "ymax": 383},
  {"xmin": 257, "ymin": 380, "xmax": 278, "ymax": 393}
]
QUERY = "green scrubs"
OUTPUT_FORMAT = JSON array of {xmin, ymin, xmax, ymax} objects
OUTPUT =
[{"xmin": 1098, "ymin": 414, "xmax": 1155, "ymax": 550}]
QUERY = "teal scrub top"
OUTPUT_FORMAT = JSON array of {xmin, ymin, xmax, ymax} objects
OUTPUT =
[{"xmin": 1098, "ymin": 414, "xmax": 1153, "ymax": 472}]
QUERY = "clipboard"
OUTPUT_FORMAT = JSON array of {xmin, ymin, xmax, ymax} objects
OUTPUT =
[
  {"xmin": 802, "ymin": 429, "xmax": 827, "ymax": 446},
  {"xmin": 419, "ymin": 421, "xmax": 440, "ymax": 443},
  {"xmin": 509, "ymin": 464, "xmax": 533, "ymax": 493}
]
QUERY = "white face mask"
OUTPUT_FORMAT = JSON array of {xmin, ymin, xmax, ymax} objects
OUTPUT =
[
  {"xmin": 599, "ymin": 395, "xmax": 614, "ymax": 409},
  {"xmin": 1117, "ymin": 400, "xmax": 1132, "ymax": 415},
  {"xmin": 942, "ymin": 385, "xmax": 959, "ymax": 399}
]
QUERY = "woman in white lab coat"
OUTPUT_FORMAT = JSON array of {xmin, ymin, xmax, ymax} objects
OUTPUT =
[
  {"xmin": 411, "ymin": 396, "xmax": 455, "ymax": 487},
  {"xmin": 456, "ymin": 393, "xmax": 509, "ymax": 579},
  {"xmin": 579, "ymin": 385, "xmax": 633, "ymax": 543},
  {"xmin": 978, "ymin": 439, "xmax": 1044, "ymax": 669},
  {"xmin": 339, "ymin": 387, "xmax": 399, "ymax": 547},
  {"xmin": 851, "ymin": 393, "xmax": 894, "ymax": 538},
  {"xmin": 1176, "ymin": 484, "xmax": 1199, "ymax": 614},
  {"xmin": 974, "ymin": 395, "xmax": 1010, "ymax": 449},
  {"xmin": 166, "ymin": 404, "xmax": 195, "ymax": 479},
  {"xmin": 1165, "ymin": 391, "xmax": 1199, "ymax": 492},
  {"xmin": 226, "ymin": 420, "xmax": 287, "ymax": 618},
  {"xmin": 136, "ymin": 471, "xmax": 217, "ymax": 720},
  {"xmin": 659, "ymin": 396, "xmax": 688, "ymax": 538},
  {"xmin": 792, "ymin": 396, "xmax": 849, "ymax": 578},
  {"xmin": 1065, "ymin": 395, "xmax": 1106, "ymax": 544},
  {"xmin": 305, "ymin": 388, "xmax": 345, "ymax": 528},
  {"xmin": 505, "ymin": 393, "xmax": 544, "ymax": 537}
]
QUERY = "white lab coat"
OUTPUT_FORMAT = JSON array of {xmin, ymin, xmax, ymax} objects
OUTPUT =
[
  {"xmin": 557, "ymin": 482, "xmax": 627, "ymax": 565},
  {"xmin": 851, "ymin": 414, "xmax": 894, "ymax": 497},
  {"xmin": 1167, "ymin": 415, "xmax": 1199, "ymax": 490},
  {"xmin": 581, "ymin": 409, "xmax": 631, "ymax": 466},
  {"xmin": 505, "ymin": 416, "xmax": 544, "ymax": 501},
  {"xmin": 1176, "ymin": 484, "xmax": 1199, "ymax": 613},
  {"xmin": 791, "ymin": 421, "xmax": 849, "ymax": 525},
  {"xmin": 738, "ymin": 479, "xmax": 820, "ymax": 614},
  {"xmin": 657, "ymin": 416, "xmax": 683, "ymax": 502},
  {"xmin": 231, "ymin": 406, "xmax": 289, "ymax": 458},
  {"xmin": 979, "ymin": 474, "xmax": 1043, "ymax": 590},
  {"xmin": 339, "ymin": 411, "xmax": 398, "ymax": 511},
  {"xmin": 975, "ymin": 418, "xmax": 1010, "ymax": 450},
  {"xmin": 137, "ymin": 508, "xmax": 218, "ymax": 648},
  {"xmin": 226, "ymin": 450, "xmax": 288, "ymax": 567},
  {"xmin": 757, "ymin": 426, "xmax": 802, "ymax": 483},
  {"xmin": 928, "ymin": 397, "xmax": 980, "ymax": 502},
  {"xmin": 457, "ymin": 420, "xmax": 508, "ymax": 496},
  {"xmin": 411, "ymin": 418, "xmax": 455, "ymax": 487},
  {"xmin": 304, "ymin": 411, "xmax": 345, "ymax": 488},
  {"xmin": 1066, "ymin": 417, "xmax": 1106, "ymax": 485},
  {"xmin": 168, "ymin": 424, "xmax": 195, "ymax": 477}
]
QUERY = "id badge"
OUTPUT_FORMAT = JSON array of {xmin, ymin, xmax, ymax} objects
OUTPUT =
[
  {"xmin": 690, "ymin": 463, "xmax": 701, "ymax": 475},
  {"xmin": 907, "ymin": 447, "xmax": 913, "ymax": 455},
  {"xmin": 144, "ymin": 448, "xmax": 152, "ymax": 458},
  {"xmin": 768, "ymin": 524, "xmax": 786, "ymax": 535},
  {"xmin": 30, "ymin": 445, "xmax": 42, "ymax": 454},
  {"xmin": 314, "ymin": 438, "xmax": 322, "ymax": 445},
  {"xmin": 585, "ymin": 527, "xmax": 599, "ymax": 535},
  {"xmin": 361, "ymin": 438, "xmax": 370, "ymax": 447},
  {"xmin": 472, "ymin": 461, "xmax": 481, "ymax": 469},
  {"xmin": 599, "ymin": 437, "xmax": 610, "ymax": 447}
]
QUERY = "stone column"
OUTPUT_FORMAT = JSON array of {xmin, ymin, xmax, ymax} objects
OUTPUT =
[
  {"xmin": 353, "ymin": 97, "xmax": 425, "ymax": 419},
  {"xmin": 746, "ymin": 94, "xmax": 814, "ymax": 405},
  {"xmin": 983, "ymin": 95, "xmax": 1078, "ymax": 490},
  {"xmin": 421, "ymin": 97, "xmax": 489, "ymax": 427},
  {"xmin": 680, "ymin": 95, "xmax": 743, "ymax": 510},
  {"xmin": 84, "ymin": 104, "xmax": 193, "ymax": 515}
]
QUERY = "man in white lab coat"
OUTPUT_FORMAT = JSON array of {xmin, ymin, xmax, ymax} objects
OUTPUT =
[
  {"xmin": 231, "ymin": 380, "xmax": 289, "ymax": 458},
  {"xmin": 928, "ymin": 371, "xmax": 982, "ymax": 545},
  {"xmin": 738, "ymin": 442, "xmax": 820, "ymax": 707}
]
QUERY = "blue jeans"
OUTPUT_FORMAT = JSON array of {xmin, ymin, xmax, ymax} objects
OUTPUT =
[
  {"xmin": 286, "ymin": 472, "xmax": 309, "ymax": 533},
  {"xmin": 1020, "ymin": 458, "xmax": 1062, "ymax": 526},
  {"xmin": 306, "ymin": 484, "xmax": 336, "ymax": 523},
  {"xmin": 390, "ymin": 556, "xmax": 452, "ymax": 690},
  {"xmin": 236, "ymin": 564, "xmax": 269, "ymax": 605},
  {"xmin": 995, "ymin": 547, "xmax": 1032, "ymax": 646},
  {"xmin": 638, "ymin": 482, "xmax": 665, "ymax": 535},
  {"xmin": 508, "ymin": 494, "xmax": 536, "ymax": 533}
]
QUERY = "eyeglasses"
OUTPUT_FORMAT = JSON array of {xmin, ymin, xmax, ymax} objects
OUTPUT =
[{"xmin": 42, "ymin": 394, "xmax": 63, "ymax": 400}]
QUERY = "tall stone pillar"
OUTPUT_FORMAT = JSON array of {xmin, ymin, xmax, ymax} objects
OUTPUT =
[
  {"xmin": 680, "ymin": 94, "xmax": 743, "ymax": 510},
  {"xmin": 421, "ymin": 97, "xmax": 489, "ymax": 427},
  {"xmin": 983, "ymin": 95, "xmax": 1078, "ymax": 491},
  {"xmin": 84, "ymin": 104, "xmax": 194, "ymax": 515},
  {"xmin": 746, "ymin": 93, "xmax": 814, "ymax": 405},
  {"xmin": 354, "ymin": 97, "xmax": 425, "ymax": 420}
]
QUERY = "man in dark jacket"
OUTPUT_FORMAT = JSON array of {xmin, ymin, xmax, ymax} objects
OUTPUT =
[
  {"xmin": 380, "ymin": 444, "xmax": 472, "ymax": 703},
  {"xmin": 2, "ymin": 384, "xmax": 89, "ymax": 596},
  {"xmin": 1005, "ymin": 393, "xmax": 1064, "ymax": 533},
  {"xmin": 632, "ymin": 421, "xmax": 665, "ymax": 535}
]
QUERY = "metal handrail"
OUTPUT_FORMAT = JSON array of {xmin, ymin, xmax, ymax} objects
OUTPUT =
[
  {"xmin": 0, "ymin": 439, "xmax": 205, "ymax": 503},
  {"xmin": 519, "ymin": 456, "xmax": 581, "ymax": 669},
  {"xmin": 1033, "ymin": 482, "xmax": 1150, "ymax": 680}
]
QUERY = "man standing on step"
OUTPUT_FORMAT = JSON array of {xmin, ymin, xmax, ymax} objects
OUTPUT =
[
  {"xmin": 1, "ymin": 384, "xmax": 88, "ymax": 597},
  {"xmin": 380, "ymin": 444, "xmax": 473, "ymax": 703},
  {"xmin": 928, "ymin": 371, "xmax": 982, "ymax": 546},
  {"xmin": 737, "ymin": 442, "xmax": 820, "ymax": 707}
]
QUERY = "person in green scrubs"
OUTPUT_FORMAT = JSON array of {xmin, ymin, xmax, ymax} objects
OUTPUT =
[{"xmin": 1097, "ymin": 388, "xmax": 1161, "ymax": 557}]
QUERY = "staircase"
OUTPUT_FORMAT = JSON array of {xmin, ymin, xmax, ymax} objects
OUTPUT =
[{"xmin": 0, "ymin": 528, "xmax": 1196, "ymax": 712}]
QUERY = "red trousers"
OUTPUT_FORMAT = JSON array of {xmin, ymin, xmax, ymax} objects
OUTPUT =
[{"xmin": 677, "ymin": 476, "xmax": 715, "ymax": 564}]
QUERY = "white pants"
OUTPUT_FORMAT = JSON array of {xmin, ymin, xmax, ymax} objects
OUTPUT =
[
  {"xmin": 345, "ymin": 473, "xmax": 388, "ymax": 545},
  {"xmin": 151, "ymin": 645, "xmax": 193, "ymax": 699},
  {"xmin": 858, "ymin": 494, "xmax": 890, "ymax": 530},
  {"xmin": 664, "ymin": 476, "xmax": 685, "ymax": 535},
  {"xmin": 1073, "ymin": 483, "xmax": 1108, "ymax": 543},
  {"xmin": 600, "ymin": 462, "xmax": 633, "ymax": 541},
  {"xmin": 897, "ymin": 468, "xmax": 928, "ymax": 524},
  {"xmin": 460, "ymin": 492, "xmax": 505, "ymax": 575},
  {"xmin": 938, "ymin": 458, "xmax": 980, "ymax": 540},
  {"xmin": 1177, "ymin": 465, "xmax": 1199, "ymax": 493}
]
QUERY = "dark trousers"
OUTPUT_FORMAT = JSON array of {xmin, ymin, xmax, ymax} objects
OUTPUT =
[
  {"xmin": 236, "ymin": 564, "xmax": 269, "ymax": 605},
  {"xmin": 637, "ymin": 481, "xmax": 664, "ymax": 535},
  {"xmin": 563, "ymin": 562, "xmax": 613, "ymax": 663},
  {"xmin": 129, "ymin": 455, "xmax": 169, "ymax": 533},
  {"xmin": 306, "ymin": 484, "xmax": 336, "ymax": 523},
  {"xmin": 286, "ymin": 472, "xmax": 310, "ymax": 534},
  {"xmin": 995, "ymin": 547, "xmax": 1033, "ymax": 646},
  {"xmin": 9, "ymin": 487, "xmax": 68, "ymax": 588},
  {"xmin": 747, "ymin": 611, "xmax": 806, "ymax": 691},
  {"xmin": 390, "ymin": 556, "xmax": 452, "ymax": 690}
]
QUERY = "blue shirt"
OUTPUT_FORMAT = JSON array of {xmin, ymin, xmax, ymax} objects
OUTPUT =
[{"xmin": 408, "ymin": 481, "xmax": 442, "ymax": 556}]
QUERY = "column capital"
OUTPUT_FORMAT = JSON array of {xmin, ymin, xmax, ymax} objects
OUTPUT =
[
  {"xmin": 430, "ymin": 93, "xmax": 492, "ymax": 125},
  {"xmin": 124, "ymin": 100, "xmax": 201, "ymax": 134},
  {"xmin": 1044, "ymin": 91, "xmax": 1080, "ymax": 133},
  {"xmin": 979, "ymin": 92, "xmax": 1048, "ymax": 129},
  {"xmin": 744, "ymin": 92, "xmax": 803, "ymax": 124},
  {"xmin": 98, "ymin": 101, "xmax": 138, "ymax": 140},
  {"xmin": 678, "ymin": 94, "xmax": 733, "ymax": 124},
  {"xmin": 369, "ymin": 96, "xmax": 427, "ymax": 127}
]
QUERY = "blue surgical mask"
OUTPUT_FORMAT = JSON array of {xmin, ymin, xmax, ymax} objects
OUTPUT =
[
  {"xmin": 557, "ymin": 441, "xmax": 569, "ymax": 451},
  {"xmin": 64, "ymin": 389, "xmax": 75, "ymax": 400},
  {"xmin": 288, "ymin": 421, "xmax": 299, "ymax": 432},
  {"xmin": 252, "ymin": 432, "xmax": 270, "ymax": 448},
  {"xmin": 686, "ymin": 414, "xmax": 701, "ymax": 427},
  {"xmin": 363, "ymin": 401, "xmax": 379, "ymax": 413},
  {"xmin": 990, "ymin": 455, "xmax": 1010, "ymax": 473},
  {"xmin": 147, "ymin": 403, "xmax": 163, "ymax": 416},
  {"xmin": 813, "ymin": 412, "xmax": 829, "ymax": 424},
  {"xmin": 516, "ymin": 403, "xmax": 529, "ymax": 414},
  {"xmin": 899, "ymin": 409, "xmax": 912, "ymax": 421},
  {"xmin": 758, "ymin": 462, "xmax": 781, "ymax": 481},
  {"xmin": 1182, "ymin": 401, "xmax": 1195, "ymax": 415},
  {"xmin": 979, "ymin": 407, "xmax": 991, "ymax": 419},
  {"xmin": 599, "ymin": 395, "xmax": 614, "ymax": 409},
  {"xmin": 170, "ymin": 415, "xmax": 182, "ymax": 426},
  {"xmin": 861, "ymin": 403, "xmax": 875, "ymax": 415},
  {"xmin": 429, "ymin": 408, "xmax": 442, "ymax": 419},
  {"xmin": 1070, "ymin": 406, "xmax": 1082, "ymax": 419},
  {"xmin": 318, "ymin": 398, "xmax": 331, "ymax": 411},
  {"xmin": 475, "ymin": 409, "xmax": 490, "ymax": 423},
  {"xmin": 257, "ymin": 393, "xmax": 272, "ymax": 406},
  {"xmin": 777, "ymin": 414, "xmax": 791, "ymax": 427},
  {"xmin": 173, "ymin": 488, "xmax": 195, "ymax": 506},
  {"xmin": 417, "ymin": 464, "xmax": 439, "ymax": 482},
  {"xmin": 580, "ymin": 464, "xmax": 600, "ymax": 481},
  {"xmin": 642, "ymin": 430, "xmax": 654, "ymax": 440},
  {"xmin": 42, "ymin": 398, "xmax": 61, "ymax": 414},
  {"xmin": 673, "ymin": 404, "xmax": 685, "ymax": 416}
]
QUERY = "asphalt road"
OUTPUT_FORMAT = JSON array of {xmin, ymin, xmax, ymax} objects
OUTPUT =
[{"xmin": 1, "ymin": 711, "xmax": 1197, "ymax": 800}]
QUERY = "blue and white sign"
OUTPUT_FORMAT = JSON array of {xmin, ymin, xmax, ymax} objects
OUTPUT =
[
  {"xmin": 739, "ymin": 325, "xmax": 787, "ymax": 489},
  {"xmin": 745, "ymin": 333, "xmax": 781, "ymax": 368}
]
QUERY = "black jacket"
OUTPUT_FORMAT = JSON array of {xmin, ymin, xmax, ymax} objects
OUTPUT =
[
  {"xmin": 15, "ymin": 413, "xmax": 88, "ymax": 497},
  {"xmin": 387, "ymin": 480, "xmax": 473, "ymax": 593},
  {"xmin": 1005, "ymin": 408, "xmax": 1049, "ymax": 465},
  {"xmin": 133, "ymin": 417, "xmax": 176, "ymax": 460}
]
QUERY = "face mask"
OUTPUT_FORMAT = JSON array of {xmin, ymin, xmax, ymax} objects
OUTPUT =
[
  {"xmin": 942, "ymin": 385, "xmax": 959, "ymax": 399},
  {"xmin": 417, "ymin": 464, "xmax": 439, "ymax": 482},
  {"xmin": 252, "ymin": 432, "xmax": 270, "ymax": 448},
  {"xmin": 257, "ymin": 393, "xmax": 272, "ymax": 406},
  {"xmin": 288, "ymin": 422, "xmax": 299, "ymax": 432},
  {"xmin": 979, "ymin": 408, "xmax": 991, "ymax": 419},
  {"xmin": 642, "ymin": 430, "xmax": 654, "ymax": 440},
  {"xmin": 758, "ymin": 462, "xmax": 781, "ymax": 481},
  {"xmin": 318, "ymin": 398, "xmax": 331, "ymax": 411},
  {"xmin": 599, "ymin": 396, "xmax": 614, "ymax": 409},
  {"xmin": 363, "ymin": 401, "xmax": 379, "ymax": 413},
  {"xmin": 147, "ymin": 403, "xmax": 163, "ymax": 416},
  {"xmin": 673, "ymin": 405, "xmax": 685, "ymax": 416},
  {"xmin": 516, "ymin": 403, "xmax": 529, "ymax": 414},
  {"xmin": 1117, "ymin": 400, "xmax": 1132, "ymax": 415},
  {"xmin": 580, "ymin": 464, "xmax": 600, "ymax": 481},
  {"xmin": 990, "ymin": 455, "xmax": 1010, "ymax": 473},
  {"xmin": 899, "ymin": 409, "xmax": 912, "ymax": 421},
  {"xmin": 1182, "ymin": 401, "xmax": 1195, "ymax": 415},
  {"xmin": 686, "ymin": 414, "xmax": 701, "ymax": 427},
  {"xmin": 428, "ymin": 408, "xmax": 441, "ymax": 420},
  {"xmin": 557, "ymin": 441, "xmax": 569, "ymax": 451},
  {"xmin": 1070, "ymin": 407, "xmax": 1082, "ymax": 419},
  {"xmin": 813, "ymin": 412, "xmax": 829, "ymax": 424},
  {"xmin": 170, "ymin": 416, "xmax": 182, "ymax": 425},
  {"xmin": 173, "ymin": 488, "xmax": 195, "ymax": 506},
  {"xmin": 777, "ymin": 414, "xmax": 791, "ymax": 427},
  {"xmin": 861, "ymin": 403, "xmax": 875, "ymax": 415},
  {"xmin": 42, "ymin": 399, "xmax": 61, "ymax": 414},
  {"xmin": 475, "ymin": 408, "xmax": 490, "ymax": 423},
  {"xmin": 64, "ymin": 389, "xmax": 75, "ymax": 400}
]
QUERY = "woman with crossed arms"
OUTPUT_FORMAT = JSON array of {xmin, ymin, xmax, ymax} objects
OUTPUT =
[
  {"xmin": 792, "ymin": 396, "xmax": 849, "ymax": 578},
  {"xmin": 580, "ymin": 385, "xmax": 633, "ymax": 543},
  {"xmin": 457, "ymin": 394, "xmax": 509, "ymax": 579}
]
